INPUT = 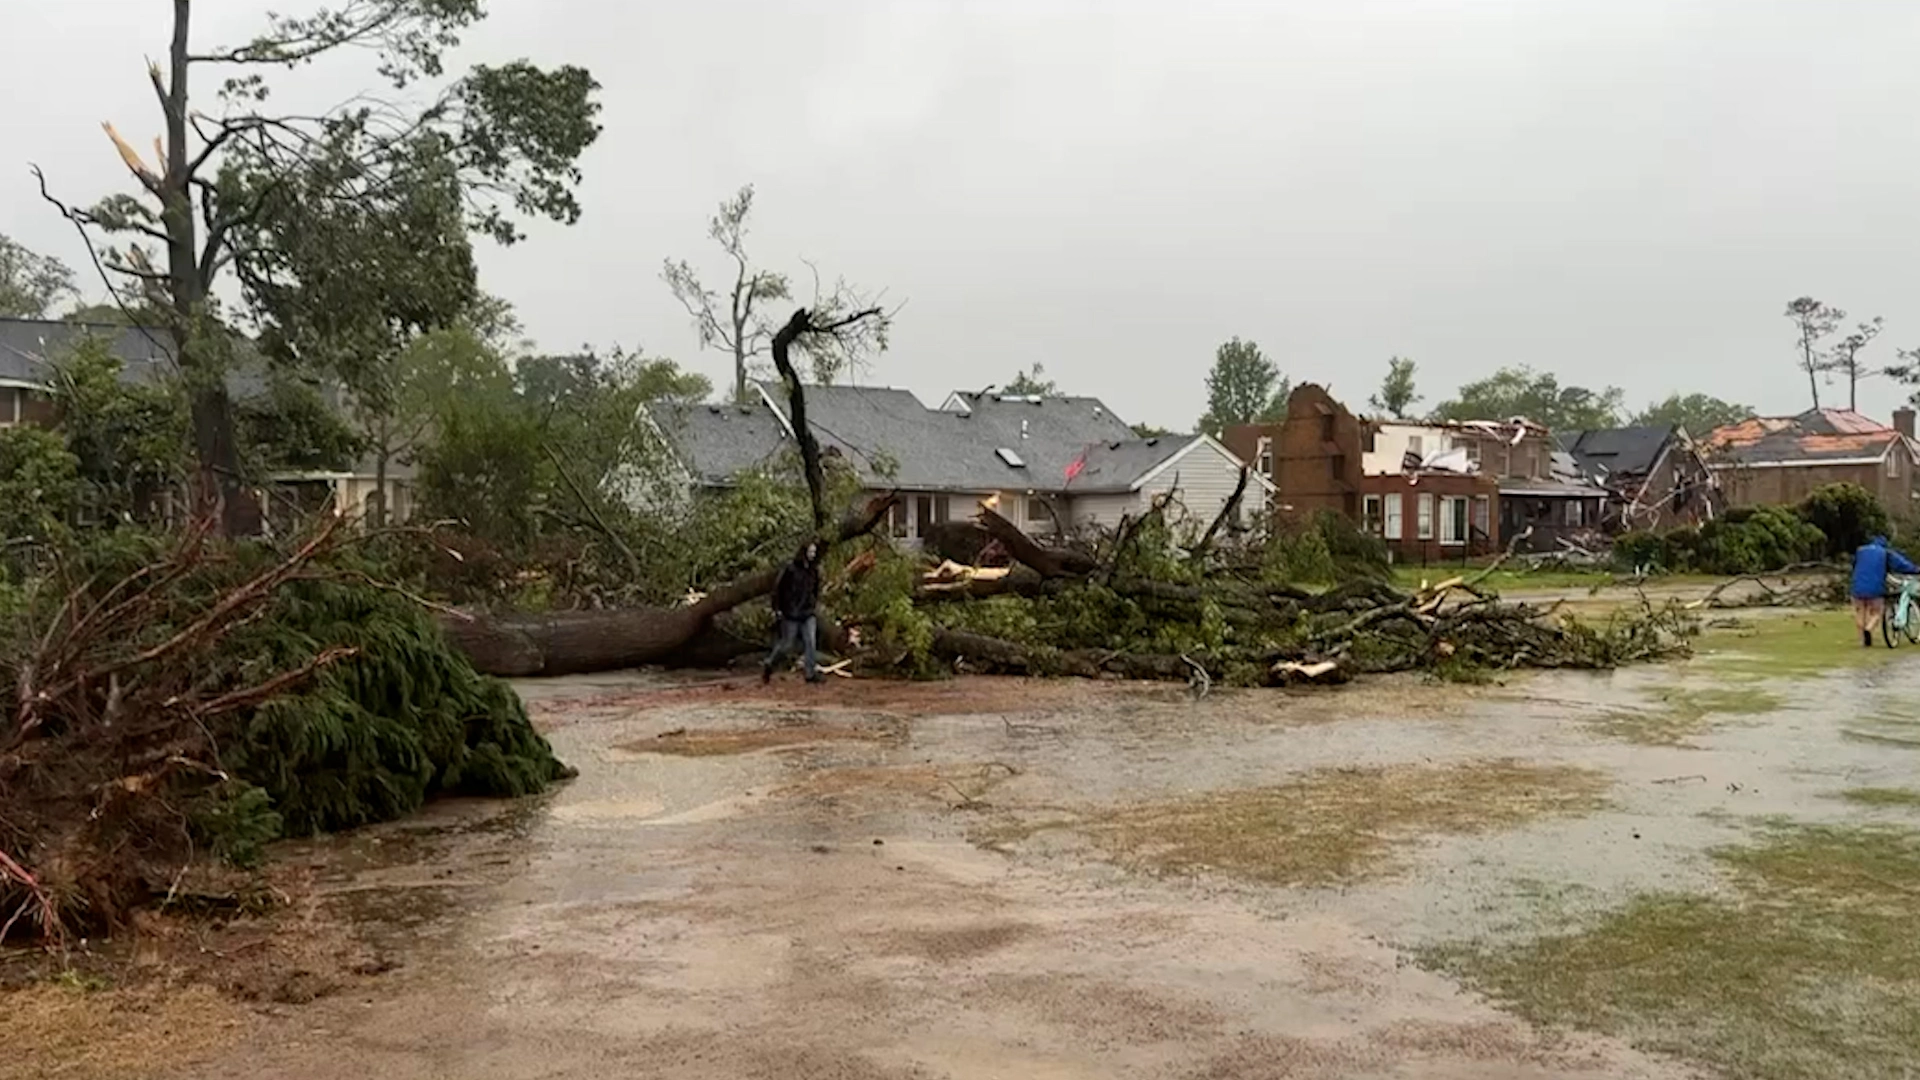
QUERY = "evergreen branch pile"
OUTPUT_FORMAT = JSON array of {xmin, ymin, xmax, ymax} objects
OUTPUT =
[{"xmin": 0, "ymin": 515, "xmax": 568, "ymax": 946}]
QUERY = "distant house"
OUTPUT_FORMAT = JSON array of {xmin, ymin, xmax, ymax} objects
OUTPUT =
[
  {"xmin": 0, "ymin": 316, "xmax": 418, "ymax": 528},
  {"xmin": 645, "ymin": 382, "xmax": 1271, "ymax": 543},
  {"xmin": 1702, "ymin": 407, "xmax": 1920, "ymax": 514},
  {"xmin": 1556, "ymin": 425, "xmax": 1719, "ymax": 532}
]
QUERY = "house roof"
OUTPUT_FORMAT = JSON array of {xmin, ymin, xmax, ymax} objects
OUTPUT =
[
  {"xmin": 0, "ymin": 318, "xmax": 177, "ymax": 386},
  {"xmin": 643, "ymin": 400, "xmax": 790, "ymax": 485},
  {"xmin": 1556, "ymin": 426, "xmax": 1674, "ymax": 478},
  {"xmin": 1061, "ymin": 437, "xmax": 1191, "ymax": 493},
  {"xmin": 1704, "ymin": 409, "xmax": 1910, "ymax": 467},
  {"xmin": 754, "ymin": 382, "xmax": 1144, "ymax": 493}
]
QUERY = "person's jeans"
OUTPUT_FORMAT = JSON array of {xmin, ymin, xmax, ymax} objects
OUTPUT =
[{"xmin": 766, "ymin": 616, "xmax": 819, "ymax": 679}]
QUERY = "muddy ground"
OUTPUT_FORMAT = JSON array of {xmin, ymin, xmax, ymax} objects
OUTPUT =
[{"xmin": 13, "ymin": 606, "xmax": 1920, "ymax": 1080}]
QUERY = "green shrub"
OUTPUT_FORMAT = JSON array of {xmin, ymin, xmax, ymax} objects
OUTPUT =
[{"xmin": 1798, "ymin": 483, "xmax": 1890, "ymax": 559}]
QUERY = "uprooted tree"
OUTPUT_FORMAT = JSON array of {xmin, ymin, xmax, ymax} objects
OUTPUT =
[
  {"xmin": 0, "ymin": 514, "xmax": 571, "ymax": 945},
  {"xmin": 441, "ymin": 306, "xmax": 899, "ymax": 675},
  {"xmin": 32, "ymin": 0, "xmax": 601, "ymax": 535}
]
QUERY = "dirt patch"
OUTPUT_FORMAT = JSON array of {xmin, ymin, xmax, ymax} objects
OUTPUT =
[
  {"xmin": 871, "ymin": 920, "xmax": 1034, "ymax": 962},
  {"xmin": 1056, "ymin": 760, "xmax": 1611, "ymax": 887},
  {"xmin": 0, "ymin": 981, "xmax": 255, "ymax": 1080},
  {"xmin": 778, "ymin": 762, "xmax": 1019, "ymax": 806},
  {"xmin": 535, "ymin": 674, "xmax": 1115, "ymax": 725},
  {"xmin": 629, "ymin": 718, "xmax": 907, "ymax": 757},
  {"xmin": 1429, "ymin": 822, "xmax": 1920, "ymax": 1080}
]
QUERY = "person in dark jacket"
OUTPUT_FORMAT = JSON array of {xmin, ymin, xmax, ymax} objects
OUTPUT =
[
  {"xmin": 764, "ymin": 540, "xmax": 824, "ymax": 683},
  {"xmin": 1851, "ymin": 535, "xmax": 1919, "ymax": 646}
]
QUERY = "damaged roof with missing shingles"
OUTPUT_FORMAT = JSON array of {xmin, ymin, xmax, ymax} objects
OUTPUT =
[
  {"xmin": 1704, "ymin": 409, "xmax": 1910, "ymax": 465},
  {"xmin": 1556, "ymin": 426, "xmax": 1675, "ymax": 478}
]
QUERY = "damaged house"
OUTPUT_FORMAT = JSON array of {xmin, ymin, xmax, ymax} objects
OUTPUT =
[
  {"xmin": 1556, "ymin": 425, "xmax": 1720, "ymax": 532},
  {"xmin": 644, "ymin": 382, "xmax": 1271, "ymax": 544},
  {"xmin": 1702, "ymin": 407, "xmax": 1920, "ymax": 515}
]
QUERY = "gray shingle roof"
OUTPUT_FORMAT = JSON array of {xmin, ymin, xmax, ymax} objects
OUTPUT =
[
  {"xmin": 0, "ymin": 318, "xmax": 177, "ymax": 386},
  {"xmin": 1557, "ymin": 426, "xmax": 1674, "ymax": 479},
  {"xmin": 755, "ymin": 383, "xmax": 1143, "ymax": 493},
  {"xmin": 644, "ymin": 400, "xmax": 791, "ymax": 485},
  {"xmin": 1062, "ymin": 437, "xmax": 1191, "ymax": 493}
]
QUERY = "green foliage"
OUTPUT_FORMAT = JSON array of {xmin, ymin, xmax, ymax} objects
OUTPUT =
[
  {"xmin": 1198, "ymin": 337, "xmax": 1288, "ymax": 437},
  {"xmin": 1618, "ymin": 484, "xmax": 1875, "ymax": 573},
  {"xmin": 0, "ymin": 232, "xmax": 75, "ymax": 318},
  {"xmin": 835, "ymin": 542, "xmax": 937, "ymax": 675},
  {"xmin": 1432, "ymin": 365, "xmax": 1623, "ymax": 431},
  {"xmin": 1130, "ymin": 423, "xmax": 1174, "ymax": 438},
  {"xmin": 234, "ymin": 371, "xmax": 366, "ymax": 476},
  {"xmin": 1798, "ymin": 483, "xmax": 1889, "ymax": 559},
  {"xmin": 48, "ymin": 338, "xmax": 191, "ymax": 513},
  {"xmin": 188, "ymin": 782, "xmax": 283, "ymax": 868},
  {"xmin": 1620, "ymin": 505, "xmax": 1826, "ymax": 575},
  {"xmin": 225, "ymin": 569, "xmax": 569, "ymax": 835},
  {"xmin": 1629, "ymin": 392, "xmax": 1751, "ymax": 434},
  {"xmin": 1369, "ymin": 357, "xmax": 1421, "ymax": 418},
  {"xmin": 0, "ymin": 426, "xmax": 80, "ymax": 543},
  {"xmin": 1259, "ymin": 512, "xmax": 1390, "ymax": 585}
]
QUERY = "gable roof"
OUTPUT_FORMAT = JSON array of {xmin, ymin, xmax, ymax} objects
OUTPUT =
[
  {"xmin": 1704, "ymin": 408, "xmax": 1911, "ymax": 467},
  {"xmin": 1061, "ymin": 437, "xmax": 1190, "ymax": 493},
  {"xmin": 1556, "ymin": 426, "xmax": 1675, "ymax": 478},
  {"xmin": 643, "ymin": 400, "xmax": 790, "ymax": 485}
]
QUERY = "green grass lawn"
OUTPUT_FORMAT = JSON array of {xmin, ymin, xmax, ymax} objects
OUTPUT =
[
  {"xmin": 1427, "ymin": 822, "xmax": 1920, "ymax": 1080},
  {"xmin": 1692, "ymin": 608, "xmax": 1896, "ymax": 679}
]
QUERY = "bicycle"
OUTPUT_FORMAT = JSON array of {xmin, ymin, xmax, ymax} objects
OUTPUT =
[{"xmin": 1884, "ymin": 576, "xmax": 1920, "ymax": 648}]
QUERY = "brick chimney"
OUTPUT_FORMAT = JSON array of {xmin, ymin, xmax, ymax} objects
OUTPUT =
[{"xmin": 1897, "ymin": 407, "xmax": 1916, "ymax": 441}]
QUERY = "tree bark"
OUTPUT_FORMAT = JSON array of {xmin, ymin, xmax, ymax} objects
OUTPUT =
[
  {"xmin": 444, "ymin": 492, "xmax": 897, "ymax": 677},
  {"xmin": 978, "ymin": 507, "xmax": 1098, "ymax": 578}
]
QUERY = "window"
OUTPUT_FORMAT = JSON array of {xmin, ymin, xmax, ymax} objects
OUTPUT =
[
  {"xmin": 1890, "ymin": 452, "xmax": 1901, "ymax": 479},
  {"xmin": 1417, "ymin": 493, "xmax": 1434, "ymax": 539},
  {"xmin": 1472, "ymin": 495, "xmax": 1490, "ymax": 539},
  {"xmin": 1407, "ymin": 435, "xmax": 1424, "ymax": 457},
  {"xmin": 1027, "ymin": 496, "xmax": 1053, "ymax": 530},
  {"xmin": 1331, "ymin": 454, "xmax": 1347, "ymax": 480},
  {"xmin": 1363, "ymin": 495, "xmax": 1384, "ymax": 534},
  {"xmin": 889, "ymin": 498, "xmax": 911, "ymax": 538},
  {"xmin": 916, "ymin": 494, "xmax": 935, "ymax": 538},
  {"xmin": 1255, "ymin": 436, "xmax": 1274, "ymax": 476},
  {"xmin": 1441, "ymin": 496, "xmax": 1468, "ymax": 545},
  {"xmin": 1563, "ymin": 500, "xmax": 1583, "ymax": 527},
  {"xmin": 1319, "ymin": 414, "xmax": 1336, "ymax": 442},
  {"xmin": 1384, "ymin": 493, "xmax": 1404, "ymax": 540},
  {"xmin": 1464, "ymin": 441, "xmax": 1482, "ymax": 466}
]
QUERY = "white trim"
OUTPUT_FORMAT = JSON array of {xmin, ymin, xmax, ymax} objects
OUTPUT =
[
  {"xmin": 937, "ymin": 391, "xmax": 974, "ymax": 414},
  {"xmin": 0, "ymin": 378, "xmax": 46, "ymax": 391},
  {"xmin": 751, "ymin": 382, "xmax": 797, "ymax": 439},
  {"xmin": 1131, "ymin": 433, "xmax": 1278, "ymax": 493}
]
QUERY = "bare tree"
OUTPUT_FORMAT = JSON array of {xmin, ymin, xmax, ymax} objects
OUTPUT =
[
  {"xmin": 1827, "ymin": 316, "xmax": 1885, "ymax": 412},
  {"xmin": 1784, "ymin": 297, "xmax": 1845, "ymax": 410},
  {"xmin": 663, "ymin": 185, "xmax": 892, "ymax": 402},
  {"xmin": 29, "ymin": 0, "xmax": 600, "ymax": 534}
]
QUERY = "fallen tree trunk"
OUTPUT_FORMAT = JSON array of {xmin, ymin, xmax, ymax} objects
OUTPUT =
[{"xmin": 444, "ymin": 493, "xmax": 897, "ymax": 677}]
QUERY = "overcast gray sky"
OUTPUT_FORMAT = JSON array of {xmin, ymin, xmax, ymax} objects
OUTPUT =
[{"xmin": 6, "ymin": 0, "xmax": 1920, "ymax": 431}]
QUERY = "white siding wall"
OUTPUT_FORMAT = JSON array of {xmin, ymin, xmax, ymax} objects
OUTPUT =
[
  {"xmin": 1068, "ymin": 441, "xmax": 1270, "ymax": 534},
  {"xmin": 1364, "ymin": 423, "xmax": 1453, "ymax": 475}
]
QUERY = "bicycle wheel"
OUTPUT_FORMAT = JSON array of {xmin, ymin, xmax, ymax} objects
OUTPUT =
[
  {"xmin": 1903, "ymin": 600, "xmax": 1918, "ymax": 644},
  {"xmin": 1885, "ymin": 602, "xmax": 1900, "ymax": 648}
]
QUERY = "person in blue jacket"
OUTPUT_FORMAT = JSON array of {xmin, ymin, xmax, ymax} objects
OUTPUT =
[{"xmin": 1851, "ymin": 535, "xmax": 1919, "ymax": 646}]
